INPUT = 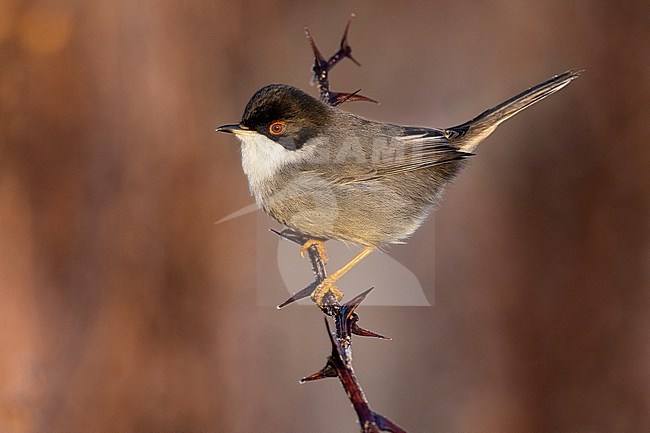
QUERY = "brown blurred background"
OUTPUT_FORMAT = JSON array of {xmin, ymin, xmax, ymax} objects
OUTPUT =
[{"xmin": 1, "ymin": 0, "xmax": 649, "ymax": 432}]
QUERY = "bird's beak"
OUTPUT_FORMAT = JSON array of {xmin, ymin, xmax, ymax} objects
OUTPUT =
[{"xmin": 216, "ymin": 123, "xmax": 255, "ymax": 135}]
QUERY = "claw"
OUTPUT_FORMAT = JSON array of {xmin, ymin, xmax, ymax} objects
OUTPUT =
[
  {"xmin": 300, "ymin": 239, "xmax": 328, "ymax": 265},
  {"xmin": 311, "ymin": 276, "xmax": 344, "ymax": 308}
]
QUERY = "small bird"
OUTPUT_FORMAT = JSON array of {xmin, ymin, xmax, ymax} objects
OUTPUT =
[{"xmin": 218, "ymin": 70, "xmax": 581, "ymax": 307}]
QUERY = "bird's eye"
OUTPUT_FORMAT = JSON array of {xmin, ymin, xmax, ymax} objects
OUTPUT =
[{"xmin": 269, "ymin": 121, "xmax": 286, "ymax": 135}]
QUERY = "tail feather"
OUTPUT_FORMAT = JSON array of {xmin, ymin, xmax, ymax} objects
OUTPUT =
[{"xmin": 449, "ymin": 70, "xmax": 582, "ymax": 152}]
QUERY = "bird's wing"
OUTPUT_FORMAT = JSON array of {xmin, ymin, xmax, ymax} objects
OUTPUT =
[{"xmin": 326, "ymin": 127, "xmax": 473, "ymax": 184}]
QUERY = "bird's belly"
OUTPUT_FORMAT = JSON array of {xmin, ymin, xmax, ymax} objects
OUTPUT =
[{"xmin": 258, "ymin": 176, "xmax": 438, "ymax": 246}]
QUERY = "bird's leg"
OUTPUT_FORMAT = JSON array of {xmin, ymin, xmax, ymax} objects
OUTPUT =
[
  {"xmin": 300, "ymin": 238, "xmax": 329, "ymax": 265},
  {"xmin": 311, "ymin": 246, "xmax": 375, "ymax": 308}
]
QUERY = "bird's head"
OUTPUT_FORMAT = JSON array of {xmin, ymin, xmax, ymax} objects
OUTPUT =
[{"xmin": 217, "ymin": 84, "xmax": 333, "ymax": 151}]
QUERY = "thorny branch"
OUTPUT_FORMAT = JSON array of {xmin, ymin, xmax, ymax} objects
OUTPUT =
[
  {"xmin": 275, "ymin": 229, "xmax": 406, "ymax": 433},
  {"xmin": 305, "ymin": 14, "xmax": 378, "ymax": 107},
  {"xmin": 272, "ymin": 16, "xmax": 408, "ymax": 432}
]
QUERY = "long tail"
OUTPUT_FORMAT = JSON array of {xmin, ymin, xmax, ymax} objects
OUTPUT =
[{"xmin": 448, "ymin": 70, "xmax": 582, "ymax": 152}]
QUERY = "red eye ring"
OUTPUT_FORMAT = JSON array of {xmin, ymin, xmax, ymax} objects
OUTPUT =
[{"xmin": 269, "ymin": 121, "xmax": 286, "ymax": 135}]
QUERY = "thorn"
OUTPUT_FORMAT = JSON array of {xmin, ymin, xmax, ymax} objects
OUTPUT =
[
  {"xmin": 271, "ymin": 228, "xmax": 307, "ymax": 245},
  {"xmin": 350, "ymin": 315, "xmax": 391, "ymax": 340},
  {"xmin": 344, "ymin": 287, "xmax": 374, "ymax": 316},
  {"xmin": 341, "ymin": 288, "xmax": 391, "ymax": 339},
  {"xmin": 330, "ymin": 90, "xmax": 379, "ymax": 107},
  {"xmin": 277, "ymin": 281, "xmax": 318, "ymax": 309},
  {"xmin": 300, "ymin": 363, "xmax": 337, "ymax": 383},
  {"xmin": 347, "ymin": 53, "xmax": 361, "ymax": 67},
  {"xmin": 270, "ymin": 228, "xmax": 286, "ymax": 239},
  {"xmin": 305, "ymin": 13, "xmax": 379, "ymax": 107},
  {"xmin": 324, "ymin": 317, "xmax": 345, "ymax": 359},
  {"xmin": 375, "ymin": 413, "xmax": 408, "ymax": 433},
  {"xmin": 339, "ymin": 14, "xmax": 361, "ymax": 67},
  {"xmin": 304, "ymin": 26, "xmax": 325, "ymax": 66}
]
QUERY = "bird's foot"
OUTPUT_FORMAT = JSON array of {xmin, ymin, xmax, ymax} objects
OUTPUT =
[
  {"xmin": 311, "ymin": 276, "xmax": 344, "ymax": 308},
  {"xmin": 300, "ymin": 239, "xmax": 328, "ymax": 265}
]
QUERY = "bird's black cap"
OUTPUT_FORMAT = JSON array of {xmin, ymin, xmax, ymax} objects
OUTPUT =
[{"xmin": 239, "ymin": 84, "xmax": 333, "ymax": 150}]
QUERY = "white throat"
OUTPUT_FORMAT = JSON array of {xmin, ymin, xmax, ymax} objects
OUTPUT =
[{"xmin": 237, "ymin": 132, "xmax": 309, "ymax": 201}]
